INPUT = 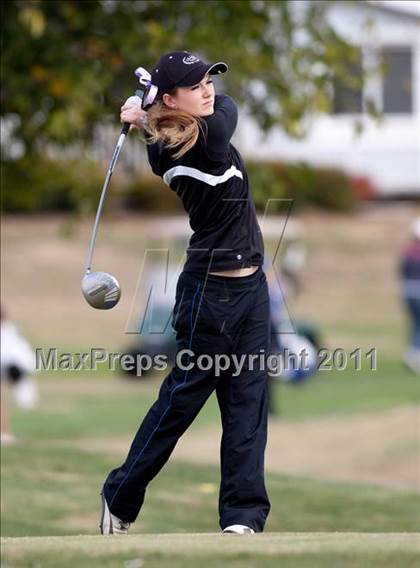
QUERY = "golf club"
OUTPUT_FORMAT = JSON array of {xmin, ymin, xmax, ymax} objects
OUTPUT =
[{"xmin": 82, "ymin": 68, "xmax": 150, "ymax": 309}]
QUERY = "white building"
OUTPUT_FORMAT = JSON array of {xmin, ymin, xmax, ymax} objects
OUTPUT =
[{"xmin": 236, "ymin": 0, "xmax": 420, "ymax": 196}]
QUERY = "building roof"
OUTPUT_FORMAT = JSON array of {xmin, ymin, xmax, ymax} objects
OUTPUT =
[{"xmin": 366, "ymin": 1, "xmax": 420, "ymax": 19}]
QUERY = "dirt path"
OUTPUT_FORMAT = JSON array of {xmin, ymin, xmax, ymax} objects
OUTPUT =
[
  {"xmin": 71, "ymin": 405, "xmax": 419, "ymax": 492},
  {"xmin": 172, "ymin": 405, "xmax": 419, "ymax": 491}
]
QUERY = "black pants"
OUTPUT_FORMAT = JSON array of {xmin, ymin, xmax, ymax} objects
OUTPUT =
[{"xmin": 103, "ymin": 266, "xmax": 271, "ymax": 532}]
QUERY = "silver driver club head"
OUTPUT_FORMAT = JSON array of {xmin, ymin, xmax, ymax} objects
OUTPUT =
[{"xmin": 82, "ymin": 271, "xmax": 121, "ymax": 310}]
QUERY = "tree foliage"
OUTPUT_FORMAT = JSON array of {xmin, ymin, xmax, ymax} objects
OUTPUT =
[{"xmin": 1, "ymin": 0, "xmax": 364, "ymax": 160}]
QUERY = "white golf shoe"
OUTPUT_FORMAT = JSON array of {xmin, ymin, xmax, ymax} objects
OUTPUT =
[
  {"xmin": 223, "ymin": 524, "xmax": 255, "ymax": 534},
  {"xmin": 100, "ymin": 492, "xmax": 130, "ymax": 535}
]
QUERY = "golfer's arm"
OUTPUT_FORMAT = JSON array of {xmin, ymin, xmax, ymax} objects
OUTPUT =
[{"xmin": 202, "ymin": 95, "xmax": 238, "ymax": 161}]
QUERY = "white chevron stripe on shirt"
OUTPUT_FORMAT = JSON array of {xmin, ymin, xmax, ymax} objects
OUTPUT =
[{"xmin": 163, "ymin": 164, "xmax": 243, "ymax": 187}]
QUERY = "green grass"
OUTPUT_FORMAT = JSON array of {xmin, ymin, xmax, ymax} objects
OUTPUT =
[
  {"xmin": 271, "ymin": 357, "xmax": 419, "ymax": 419},
  {"xmin": 2, "ymin": 534, "xmax": 420, "ymax": 568},
  {"xmin": 28, "ymin": 352, "xmax": 419, "ymax": 443},
  {"xmin": 3, "ymin": 442, "xmax": 419, "ymax": 538},
  {"xmin": 2, "ymin": 212, "xmax": 420, "ymax": 566},
  {"xmin": 1, "ymin": 371, "xmax": 419, "ymax": 541}
]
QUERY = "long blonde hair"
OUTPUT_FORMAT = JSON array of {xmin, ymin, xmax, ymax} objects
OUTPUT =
[{"xmin": 144, "ymin": 99, "xmax": 205, "ymax": 160}]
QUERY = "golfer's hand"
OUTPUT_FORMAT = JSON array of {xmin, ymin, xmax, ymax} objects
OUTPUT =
[{"xmin": 120, "ymin": 100, "xmax": 147, "ymax": 130}]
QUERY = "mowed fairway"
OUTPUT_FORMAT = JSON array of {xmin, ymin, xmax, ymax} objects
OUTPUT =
[
  {"xmin": 2, "ymin": 533, "xmax": 420, "ymax": 568},
  {"xmin": 1, "ymin": 206, "xmax": 420, "ymax": 566},
  {"xmin": 1, "ymin": 371, "xmax": 419, "ymax": 566}
]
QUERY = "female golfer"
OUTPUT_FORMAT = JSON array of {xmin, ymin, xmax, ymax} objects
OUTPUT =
[{"xmin": 101, "ymin": 51, "xmax": 271, "ymax": 535}]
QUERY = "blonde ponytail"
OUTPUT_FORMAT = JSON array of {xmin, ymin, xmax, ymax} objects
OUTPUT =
[{"xmin": 144, "ymin": 101, "xmax": 205, "ymax": 159}]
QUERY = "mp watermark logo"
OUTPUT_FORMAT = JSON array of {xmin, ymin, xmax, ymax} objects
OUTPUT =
[{"xmin": 123, "ymin": 199, "xmax": 296, "ymax": 338}]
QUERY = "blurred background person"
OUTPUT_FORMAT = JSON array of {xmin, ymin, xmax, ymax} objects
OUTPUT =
[
  {"xmin": 265, "ymin": 237, "xmax": 321, "ymax": 416},
  {"xmin": 400, "ymin": 218, "xmax": 420, "ymax": 375},
  {"xmin": 0, "ymin": 306, "xmax": 39, "ymax": 445}
]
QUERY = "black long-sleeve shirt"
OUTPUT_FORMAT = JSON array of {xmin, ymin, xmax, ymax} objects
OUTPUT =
[{"xmin": 146, "ymin": 95, "xmax": 264, "ymax": 274}]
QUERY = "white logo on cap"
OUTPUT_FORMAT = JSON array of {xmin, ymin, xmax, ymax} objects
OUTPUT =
[{"xmin": 182, "ymin": 55, "xmax": 200, "ymax": 65}]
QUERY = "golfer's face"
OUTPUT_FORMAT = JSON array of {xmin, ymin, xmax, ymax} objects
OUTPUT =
[{"xmin": 170, "ymin": 74, "xmax": 215, "ymax": 117}]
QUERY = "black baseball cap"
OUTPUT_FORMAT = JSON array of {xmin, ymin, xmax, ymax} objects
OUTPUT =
[{"xmin": 151, "ymin": 51, "xmax": 228, "ymax": 96}]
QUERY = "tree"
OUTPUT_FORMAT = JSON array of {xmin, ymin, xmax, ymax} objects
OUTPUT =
[{"xmin": 1, "ymin": 0, "xmax": 368, "ymax": 161}]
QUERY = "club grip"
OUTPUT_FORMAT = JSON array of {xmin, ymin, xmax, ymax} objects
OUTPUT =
[
  {"xmin": 121, "ymin": 91, "xmax": 144, "ymax": 135},
  {"xmin": 121, "ymin": 122, "xmax": 130, "ymax": 135}
]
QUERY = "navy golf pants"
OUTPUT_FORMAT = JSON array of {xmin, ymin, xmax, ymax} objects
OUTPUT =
[{"xmin": 103, "ymin": 266, "xmax": 271, "ymax": 532}]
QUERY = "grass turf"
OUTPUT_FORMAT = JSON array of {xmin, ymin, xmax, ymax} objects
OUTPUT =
[
  {"xmin": 2, "ymin": 372, "xmax": 419, "ymax": 539},
  {"xmin": 2, "ymin": 533, "xmax": 420, "ymax": 568},
  {"xmin": 2, "ymin": 211, "xmax": 420, "ymax": 565}
]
